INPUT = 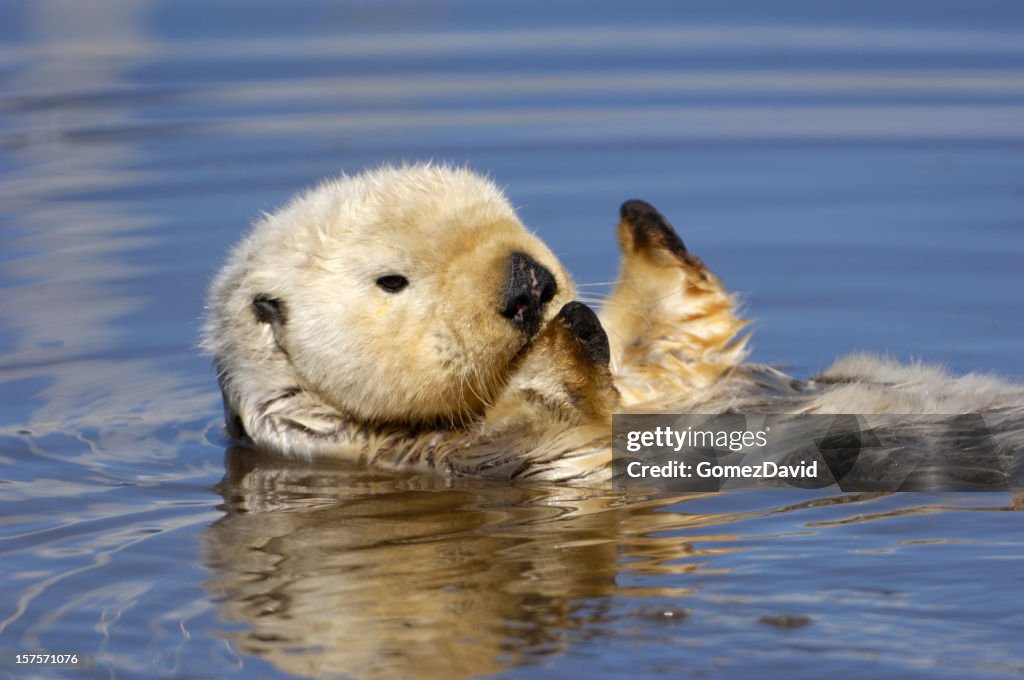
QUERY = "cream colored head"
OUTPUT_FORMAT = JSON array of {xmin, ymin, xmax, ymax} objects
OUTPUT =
[{"xmin": 205, "ymin": 164, "xmax": 574, "ymax": 427}]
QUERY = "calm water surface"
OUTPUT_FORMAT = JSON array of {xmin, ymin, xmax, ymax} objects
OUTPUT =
[{"xmin": 1, "ymin": 1, "xmax": 1023, "ymax": 678}]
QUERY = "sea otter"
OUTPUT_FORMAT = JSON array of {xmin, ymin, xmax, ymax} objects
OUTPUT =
[{"xmin": 205, "ymin": 163, "xmax": 1024, "ymax": 482}]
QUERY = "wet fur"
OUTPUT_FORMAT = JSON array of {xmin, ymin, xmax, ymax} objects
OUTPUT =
[{"xmin": 206, "ymin": 165, "xmax": 1024, "ymax": 482}]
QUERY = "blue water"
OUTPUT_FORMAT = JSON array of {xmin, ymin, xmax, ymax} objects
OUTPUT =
[{"xmin": 1, "ymin": 1, "xmax": 1023, "ymax": 678}]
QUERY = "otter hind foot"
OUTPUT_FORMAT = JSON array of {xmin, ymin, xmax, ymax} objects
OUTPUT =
[{"xmin": 600, "ymin": 199, "xmax": 750, "ymax": 407}]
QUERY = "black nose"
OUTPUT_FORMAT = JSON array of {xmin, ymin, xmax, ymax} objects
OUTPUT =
[
  {"xmin": 501, "ymin": 252, "xmax": 557, "ymax": 336},
  {"xmin": 556, "ymin": 301, "xmax": 611, "ymax": 366}
]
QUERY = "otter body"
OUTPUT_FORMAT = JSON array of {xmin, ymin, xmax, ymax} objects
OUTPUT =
[{"xmin": 205, "ymin": 164, "xmax": 1024, "ymax": 482}]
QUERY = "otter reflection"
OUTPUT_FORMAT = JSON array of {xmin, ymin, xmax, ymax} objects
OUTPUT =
[
  {"xmin": 207, "ymin": 448, "xmax": 993, "ymax": 678},
  {"xmin": 204, "ymin": 447, "xmax": 630, "ymax": 679}
]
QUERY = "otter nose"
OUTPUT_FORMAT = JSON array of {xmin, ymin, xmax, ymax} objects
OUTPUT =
[{"xmin": 501, "ymin": 251, "xmax": 557, "ymax": 336}]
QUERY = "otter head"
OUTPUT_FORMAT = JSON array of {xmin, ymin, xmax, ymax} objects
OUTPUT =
[{"xmin": 206, "ymin": 164, "xmax": 573, "ymax": 428}]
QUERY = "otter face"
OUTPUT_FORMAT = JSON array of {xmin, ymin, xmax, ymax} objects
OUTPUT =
[{"xmin": 221, "ymin": 165, "xmax": 573, "ymax": 426}]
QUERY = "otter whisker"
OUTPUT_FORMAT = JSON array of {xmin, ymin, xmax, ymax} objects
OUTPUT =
[
  {"xmin": 576, "ymin": 296, "xmax": 613, "ymax": 306},
  {"xmin": 468, "ymin": 364, "xmax": 498, "ymax": 412}
]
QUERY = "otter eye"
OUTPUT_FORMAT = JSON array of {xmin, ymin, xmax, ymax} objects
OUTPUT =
[{"xmin": 376, "ymin": 275, "xmax": 409, "ymax": 293}]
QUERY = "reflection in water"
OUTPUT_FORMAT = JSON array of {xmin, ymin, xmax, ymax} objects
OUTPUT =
[
  {"xmin": 206, "ymin": 449, "xmax": 1024, "ymax": 678},
  {"xmin": 202, "ymin": 450, "xmax": 832, "ymax": 678},
  {"xmin": 205, "ymin": 447, "xmax": 626, "ymax": 678}
]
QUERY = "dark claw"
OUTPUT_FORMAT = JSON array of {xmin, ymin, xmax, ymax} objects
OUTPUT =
[
  {"xmin": 557, "ymin": 301, "xmax": 610, "ymax": 367},
  {"xmin": 619, "ymin": 199, "xmax": 689, "ymax": 261}
]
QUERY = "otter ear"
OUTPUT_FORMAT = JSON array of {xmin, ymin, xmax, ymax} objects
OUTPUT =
[{"xmin": 252, "ymin": 294, "xmax": 286, "ymax": 327}]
